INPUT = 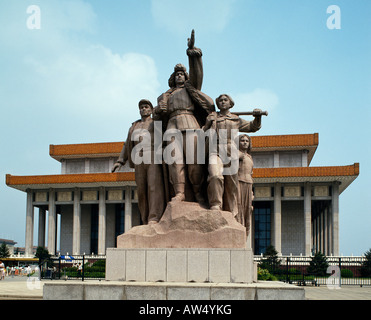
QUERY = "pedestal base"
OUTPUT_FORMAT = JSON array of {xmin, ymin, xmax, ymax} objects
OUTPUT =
[
  {"xmin": 43, "ymin": 281, "xmax": 305, "ymax": 300},
  {"xmin": 117, "ymin": 202, "xmax": 247, "ymax": 249},
  {"xmin": 106, "ymin": 248, "xmax": 256, "ymax": 284}
]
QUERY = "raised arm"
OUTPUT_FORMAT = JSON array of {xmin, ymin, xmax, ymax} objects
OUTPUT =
[{"xmin": 187, "ymin": 29, "xmax": 203, "ymax": 90}]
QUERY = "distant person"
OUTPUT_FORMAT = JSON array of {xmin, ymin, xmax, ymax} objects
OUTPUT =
[
  {"xmin": 27, "ymin": 265, "xmax": 32, "ymax": 277},
  {"xmin": 78, "ymin": 263, "xmax": 82, "ymax": 278},
  {"xmin": 0, "ymin": 261, "xmax": 4, "ymax": 280}
]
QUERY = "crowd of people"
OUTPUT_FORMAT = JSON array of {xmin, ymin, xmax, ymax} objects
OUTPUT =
[{"xmin": 0, "ymin": 260, "xmax": 36, "ymax": 279}]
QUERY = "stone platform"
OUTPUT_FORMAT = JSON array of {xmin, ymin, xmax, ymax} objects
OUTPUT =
[
  {"xmin": 43, "ymin": 248, "xmax": 305, "ymax": 300},
  {"xmin": 106, "ymin": 248, "xmax": 256, "ymax": 284},
  {"xmin": 43, "ymin": 280, "xmax": 305, "ymax": 300}
]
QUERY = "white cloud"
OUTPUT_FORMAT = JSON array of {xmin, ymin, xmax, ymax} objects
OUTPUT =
[
  {"xmin": 0, "ymin": 0, "xmax": 160, "ymax": 125},
  {"xmin": 233, "ymin": 88, "xmax": 279, "ymax": 112},
  {"xmin": 23, "ymin": 46, "xmax": 160, "ymax": 119},
  {"xmin": 42, "ymin": 0, "xmax": 97, "ymax": 33},
  {"xmin": 0, "ymin": 0, "xmax": 96, "ymax": 48},
  {"xmin": 151, "ymin": 0, "xmax": 235, "ymax": 34}
]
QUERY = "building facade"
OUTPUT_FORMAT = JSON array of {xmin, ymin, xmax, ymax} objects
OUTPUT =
[
  {"xmin": 0, "ymin": 238, "xmax": 17, "ymax": 255},
  {"xmin": 6, "ymin": 133, "xmax": 359, "ymax": 257}
]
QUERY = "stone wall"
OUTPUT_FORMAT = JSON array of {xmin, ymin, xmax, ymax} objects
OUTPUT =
[{"xmin": 281, "ymin": 201, "xmax": 305, "ymax": 255}]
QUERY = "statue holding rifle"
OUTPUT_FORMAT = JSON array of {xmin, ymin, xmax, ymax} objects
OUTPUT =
[
  {"xmin": 203, "ymin": 94, "xmax": 267, "ymax": 215},
  {"xmin": 113, "ymin": 29, "xmax": 269, "ymax": 250}
]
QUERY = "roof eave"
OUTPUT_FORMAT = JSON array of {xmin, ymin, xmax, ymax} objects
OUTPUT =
[{"xmin": 6, "ymin": 163, "xmax": 359, "ymax": 194}]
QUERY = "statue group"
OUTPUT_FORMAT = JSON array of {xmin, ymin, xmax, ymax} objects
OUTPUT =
[{"xmin": 112, "ymin": 30, "xmax": 266, "ymax": 239}]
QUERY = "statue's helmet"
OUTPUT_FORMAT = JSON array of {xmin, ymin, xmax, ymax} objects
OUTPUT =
[
  {"xmin": 168, "ymin": 63, "xmax": 189, "ymax": 88},
  {"xmin": 138, "ymin": 99, "xmax": 153, "ymax": 109}
]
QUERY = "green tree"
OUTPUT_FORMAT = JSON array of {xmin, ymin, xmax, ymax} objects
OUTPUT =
[
  {"xmin": 0, "ymin": 242, "xmax": 10, "ymax": 258},
  {"xmin": 361, "ymin": 248, "xmax": 371, "ymax": 277},
  {"xmin": 35, "ymin": 246, "xmax": 53, "ymax": 268},
  {"xmin": 307, "ymin": 251, "xmax": 329, "ymax": 276},
  {"xmin": 259, "ymin": 245, "xmax": 281, "ymax": 273}
]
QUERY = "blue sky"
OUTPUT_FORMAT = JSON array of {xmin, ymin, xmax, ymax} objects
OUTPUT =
[{"xmin": 0, "ymin": 0, "xmax": 370, "ymax": 255}]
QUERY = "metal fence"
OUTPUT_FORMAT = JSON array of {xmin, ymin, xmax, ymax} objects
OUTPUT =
[
  {"xmin": 41, "ymin": 255, "xmax": 106, "ymax": 281},
  {"xmin": 254, "ymin": 255, "xmax": 371, "ymax": 287},
  {"xmin": 39, "ymin": 254, "xmax": 370, "ymax": 286}
]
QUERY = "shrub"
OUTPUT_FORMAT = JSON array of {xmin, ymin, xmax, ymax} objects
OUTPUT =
[
  {"xmin": 258, "ymin": 268, "xmax": 277, "ymax": 281},
  {"xmin": 259, "ymin": 245, "xmax": 281, "ymax": 273},
  {"xmin": 307, "ymin": 252, "xmax": 329, "ymax": 276},
  {"xmin": 91, "ymin": 259, "xmax": 106, "ymax": 268},
  {"xmin": 361, "ymin": 249, "xmax": 371, "ymax": 277},
  {"xmin": 341, "ymin": 269, "xmax": 353, "ymax": 278},
  {"xmin": 288, "ymin": 268, "xmax": 301, "ymax": 275}
]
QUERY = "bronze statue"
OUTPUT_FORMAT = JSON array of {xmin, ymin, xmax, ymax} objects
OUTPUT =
[
  {"xmin": 112, "ymin": 99, "xmax": 166, "ymax": 224},
  {"xmin": 153, "ymin": 30, "xmax": 214, "ymax": 204},
  {"xmin": 203, "ymin": 94, "xmax": 263, "ymax": 215}
]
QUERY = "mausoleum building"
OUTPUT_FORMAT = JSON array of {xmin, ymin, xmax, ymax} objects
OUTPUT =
[{"xmin": 6, "ymin": 133, "xmax": 359, "ymax": 257}]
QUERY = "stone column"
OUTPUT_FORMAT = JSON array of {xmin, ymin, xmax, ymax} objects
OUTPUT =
[
  {"xmin": 322, "ymin": 207, "xmax": 326, "ymax": 254},
  {"xmin": 85, "ymin": 159, "xmax": 90, "ymax": 173},
  {"xmin": 273, "ymin": 183, "xmax": 282, "ymax": 255},
  {"xmin": 61, "ymin": 160, "xmax": 66, "ymax": 174},
  {"xmin": 326, "ymin": 205, "xmax": 331, "ymax": 255},
  {"xmin": 273, "ymin": 152, "xmax": 279, "ymax": 167},
  {"xmin": 304, "ymin": 183, "xmax": 312, "ymax": 256},
  {"xmin": 323, "ymin": 206, "xmax": 328, "ymax": 255},
  {"xmin": 319, "ymin": 209, "xmax": 323, "ymax": 253},
  {"xmin": 72, "ymin": 188, "xmax": 81, "ymax": 255},
  {"xmin": 302, "ymin": 150, "xmax": 308, "ymax": 167},
  {"xmin": 316, "ymin": 214, "xmax": 320, "ymax": 253},
  {"xmin": 48, "ymin": 189, "xmax": 56, "ymax": 255},
  {"xmin": 98, "ymin": 187, "xmax": 106, "ymax": 255},
  {"xmin": 124, "ymin": 186, "xmax": 132, "ymax": 232},
  {"xmin": 38, "ymin": 208, "xmax": 46, "ymax": 248},
  {"xmin": 25, "ymin": 190, "xmax": 34, "ymax": 257},
  {"xmin": 331, "ymin": 182, "xmax": 340, "ymax": 256}
]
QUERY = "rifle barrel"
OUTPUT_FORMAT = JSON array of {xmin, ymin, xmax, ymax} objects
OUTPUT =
[{"xmin": 232, "ymin": 111, "xmax": 268, "ymax": 116}]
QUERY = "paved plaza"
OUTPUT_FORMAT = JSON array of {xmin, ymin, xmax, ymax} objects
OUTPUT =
[
  {"xmin": 0, "ymin": 276, "xmax": 44, "ymax": 300},
  {"xmin": 0, "ymin": 276, "xmax": 370, "ymax": 300}
]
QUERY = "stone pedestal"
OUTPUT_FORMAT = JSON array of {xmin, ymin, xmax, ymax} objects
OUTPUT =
[
  {"xmin": 106, "ymin": 248, "xmax": 257, "ymax": 284},
  {"xmin": 117, "ymin": 202, "xmax": 247, "ymax": 249},
  {"xmin": 43, "ymin": 281, "xmax": 305, "ymax": 300},
  {"xmin": 43, "ymin": 201, "xmax": 305, "ymax": 300},
  {"xmin": 110, "ymin": 201, "xmax": 256, "ymax": 285}
]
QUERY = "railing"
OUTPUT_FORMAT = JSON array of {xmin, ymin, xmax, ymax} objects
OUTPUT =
[
  {"xmin": 37, "ymin": 254, "xmax": 370, "ymax": 285},
  {"xmin": 254, "ymin": 255, "xmax": 371, "ymax": 287},
  {"xmin": 41, "ymin": 255, "xmax": 106, "ymax": 281}
]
